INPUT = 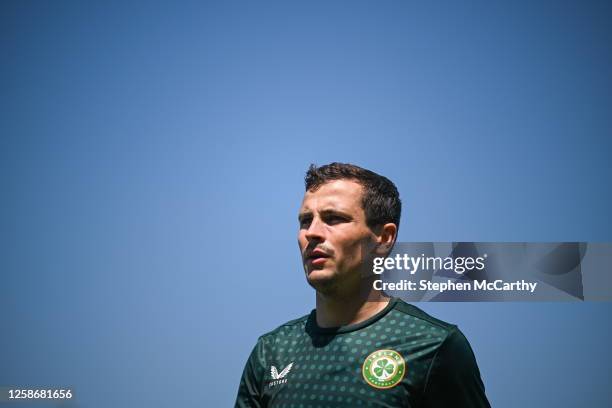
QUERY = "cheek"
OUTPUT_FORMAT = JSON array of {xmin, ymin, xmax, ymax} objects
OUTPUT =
[
  {"xmin": 336, "ymin": 239, "xmax": 365, "ymax": 266},
  {"xmin": 297, "ymin": 232, "xmax": 308, "ymax": 250}
]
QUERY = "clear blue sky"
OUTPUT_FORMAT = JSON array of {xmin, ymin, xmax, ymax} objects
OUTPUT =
[{"xmin": 2, "ymin": 1, "xmax": 611, "ymax": 407}]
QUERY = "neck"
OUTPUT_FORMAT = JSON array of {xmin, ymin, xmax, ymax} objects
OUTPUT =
[{"xmin": 315, "ymin": 287, "xmax": 391, "ymax": 328}]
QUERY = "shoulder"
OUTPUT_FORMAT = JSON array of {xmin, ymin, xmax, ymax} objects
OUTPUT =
[
  {"xmin": 391, "ymin": 298, "xmax": 458, "ymax": 336},
  {"xmin": 256, "ymin": 312, "xmax": 311, "ymax": 344},
  {"xmin": 390, "ymin": 300, "xmax": 486, "ymax": 398},
  {"xmin": 389, "ymin": 299, "xmax": 478, "ymax": 363},
  {"xmin": 391, "ymin": 299, "xmax": 478, "ymax": 358},
  {"xmin": 243, "ymin": 313, "xmax": 311, "ymax": 368}
]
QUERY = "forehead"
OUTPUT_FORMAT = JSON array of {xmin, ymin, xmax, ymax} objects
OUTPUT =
[{"xmin": 300, "ymin": 179, "xmax": 364, "ymax": 212}]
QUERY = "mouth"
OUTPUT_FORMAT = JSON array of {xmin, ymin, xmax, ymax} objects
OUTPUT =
[{"xmin": 306, "ymin": 249, "xmax": 331, "ymax": 266}]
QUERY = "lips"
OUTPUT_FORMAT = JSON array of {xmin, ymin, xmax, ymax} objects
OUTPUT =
[{"xmin": 306, "ymin": 249, "xmax": 331, "ymax": 266}]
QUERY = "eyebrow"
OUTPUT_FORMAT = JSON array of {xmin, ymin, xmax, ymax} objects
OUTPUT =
[
  {"xmin": 319, "ymin": 208, "xmax": 351, "ymax": 218},
  {"xmin": 298, "ymin": 208, "xmax": 352, "ymax": 221},
  {"xmin": 298, "ymin": 211, "xmax": 312, "ymax": 222}
]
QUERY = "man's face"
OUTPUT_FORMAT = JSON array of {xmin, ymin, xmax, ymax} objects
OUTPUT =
[{"xmin": 298, "ymin": 179, "xmax": 378, "ymax": 294}]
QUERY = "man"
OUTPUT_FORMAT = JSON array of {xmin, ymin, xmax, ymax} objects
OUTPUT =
[{"xmin": 235, "ymin": 163, "xmax": 490, "ymax": 407}]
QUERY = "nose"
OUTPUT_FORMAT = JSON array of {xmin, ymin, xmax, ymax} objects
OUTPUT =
[{"xmin": 304, "ymin": 217, "xmax": 325, "ymax": 241}]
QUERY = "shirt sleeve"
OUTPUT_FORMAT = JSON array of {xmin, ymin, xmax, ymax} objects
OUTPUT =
[
  {"xmin": 234, "ymin": 338, "xmax": 267, "ymax": 408},
  {"xmin": 422, "ymin": 327, "xmax": 491, "ymax": 408}
]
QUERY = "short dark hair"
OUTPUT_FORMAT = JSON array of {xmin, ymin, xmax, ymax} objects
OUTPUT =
[{"xmin": 304, "ymin": 162, "xmax": 401, "ymax": 229}]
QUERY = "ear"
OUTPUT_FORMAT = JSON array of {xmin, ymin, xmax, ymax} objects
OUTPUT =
[{"xmin": 374, "ymin": 223, "xmax": 397, "ymax": 256}]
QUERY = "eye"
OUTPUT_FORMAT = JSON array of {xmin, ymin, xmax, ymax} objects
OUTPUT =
[
  {"xmin": 324, "ymin": 214, "xmax": 348, "ymax": 225},
  {"xmin": 299, "ymin": 217, "xmax": 312, "ymax": 228}
]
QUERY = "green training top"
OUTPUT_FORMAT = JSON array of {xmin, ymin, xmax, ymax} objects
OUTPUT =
[{"xmin": 235, "ymin": 298, "xmax": 490, "ymax": 407}]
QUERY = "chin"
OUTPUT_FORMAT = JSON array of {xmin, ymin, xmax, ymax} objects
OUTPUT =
[{"xmin": 306, "ymin": 269, "xmax": 338, "ymax": 291}]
